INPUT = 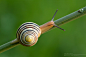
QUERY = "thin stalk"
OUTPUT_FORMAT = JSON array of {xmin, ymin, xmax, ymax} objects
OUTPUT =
[
  {"xmin": 0, "ymin": 39, "xmax": 19, "ymax": 53},
  {"xmin": 0, "ymin": 6, "xmax": 86, "ymax": 53},
  {"xmin": 54, "ymin": 7, "xmax": 86, "ymax": 26}
]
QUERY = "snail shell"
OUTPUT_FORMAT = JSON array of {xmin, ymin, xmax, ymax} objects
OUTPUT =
[{"xmin": 16, "ymin": 22, "xmax": 41, "ymax": 46}]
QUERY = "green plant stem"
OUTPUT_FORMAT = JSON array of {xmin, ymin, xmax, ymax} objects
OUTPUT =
[
  {"xmin": 0, "ymin": 6, "xmax": 86, "ymax": 53},
  {"xmin": 54, "ymin": 7, "xmax": 86, "ymax": 26},
  {"xmin": 0, "ymin": 39, "xmax": 19, "ymax": 53}
]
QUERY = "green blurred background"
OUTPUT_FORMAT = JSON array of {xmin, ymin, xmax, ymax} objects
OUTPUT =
[{"xmin": 0, "ymin": 0, "xmax": 86, "ymax": 57}]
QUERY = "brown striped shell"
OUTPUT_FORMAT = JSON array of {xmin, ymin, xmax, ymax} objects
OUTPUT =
[{"xmin": 16, "ymin": 22, "xmax": 41, "ymax": 46}]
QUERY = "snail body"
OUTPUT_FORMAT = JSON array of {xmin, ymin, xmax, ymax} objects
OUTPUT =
[{"xmin": 16, "ymin": 9, "xmax": 65, "ymax": 47}]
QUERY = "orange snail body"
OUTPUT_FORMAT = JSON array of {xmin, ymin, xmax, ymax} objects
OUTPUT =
[
  {"xmin": 40, "ymin": 21, "xmax": 54, "ymax": 34},
  {"xmin": 40, "ymin": 9, "xmax": 65, "ymax": 33},
  {"xmin": 16, "ymin": 9, "xmax": 65, "ymax": 47}
]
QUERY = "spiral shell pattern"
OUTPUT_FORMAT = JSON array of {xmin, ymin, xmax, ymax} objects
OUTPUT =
[{"xmin": 16, "ymin": 22, "xmax": 41, "ymax": 46}]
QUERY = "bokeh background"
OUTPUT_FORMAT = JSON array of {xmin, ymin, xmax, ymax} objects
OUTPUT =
[{"xmin": 0, "ymin": 0, "xmax": 86, "ymax": 57}]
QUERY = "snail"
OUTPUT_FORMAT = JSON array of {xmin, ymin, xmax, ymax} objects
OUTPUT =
[{"xmin": 16, "ymin": 9, "xmax": 65, "ymax": 47}]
